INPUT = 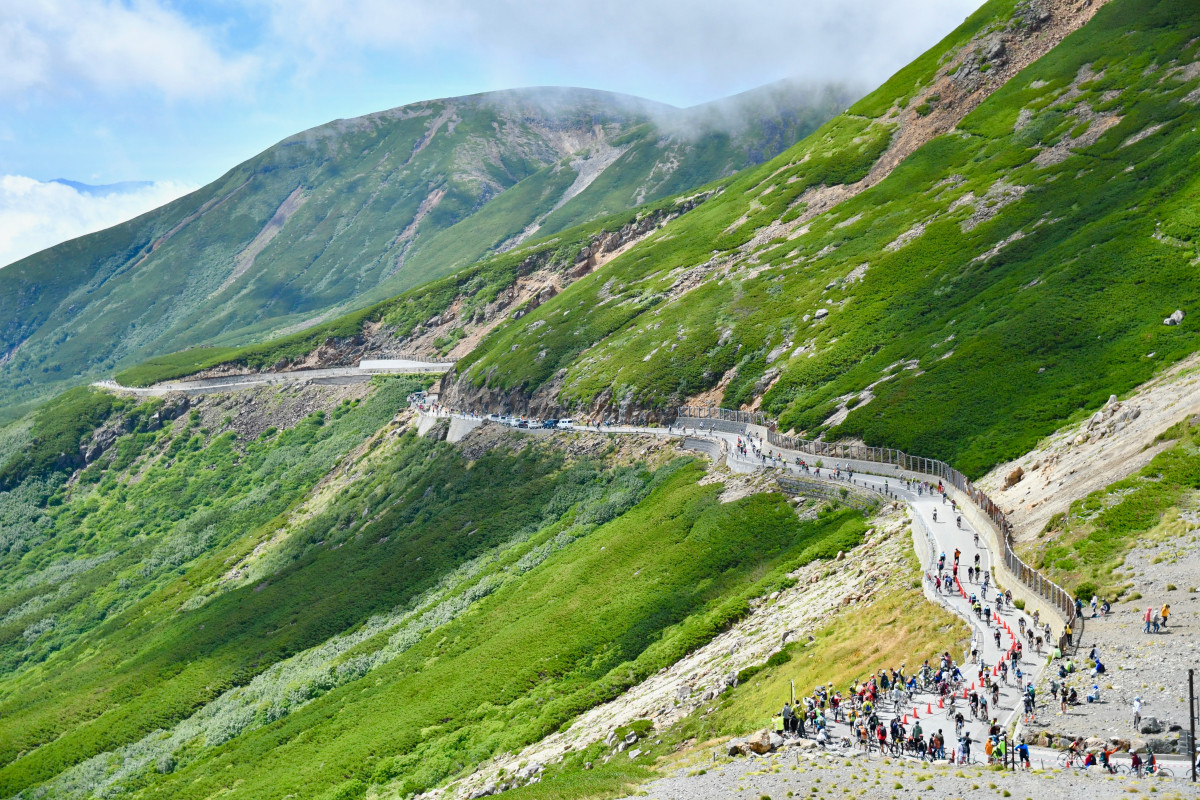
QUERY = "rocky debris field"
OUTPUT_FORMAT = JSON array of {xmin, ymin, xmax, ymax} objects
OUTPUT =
[
  {"xmin": 981, "ymin": 353, "xmax": 1200, "ymax": 540},
  {"xmin": 186, "ymin": 382, "xmax": 374, "ymax": 443},
  {"xmin": 1026, "ymin": 529, "xmax": 1200, "ymax": 754},
  {"xmin": 617, "ymin": 743, "xmax": 1200, "ymax": 800},
  {"xmin": 449, "ymin": 422, "xmax": 680, "ymax": 469}
]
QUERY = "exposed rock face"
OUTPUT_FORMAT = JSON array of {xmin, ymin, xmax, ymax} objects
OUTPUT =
[
  {"xmin": 1004, "ymin": 466, "xmax": 1024, "ymax": 489},
  {"xmin": 1012, "ymin": 0, "xmax": 1054, "ymax": 31},
  {"xmin": 81, "ymin": 395, "xmax": 190, "ymax": 465},
  {"xmin": 1164, "ymin": 309, "xmax": 1185, "ymax": 326}
]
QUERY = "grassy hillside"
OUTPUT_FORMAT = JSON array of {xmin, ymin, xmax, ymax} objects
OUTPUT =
[
  {"xmin": 1030, "ymin": 416, "xmax": 1200, "ymax": 601},
  {"xmin": 0, "ymin": 377, "xmax": 875, "ymax": 799},
  {"xmin": 456, "ymin": 0, "xmax": 1200, "ymax": 478},
  {"xmin": 111, "ymin": 196, "xmax": 694, "ymax": 387},
  {"xmin": 0, "ymin": 84, "xmax": 853, "ymax": 417}
]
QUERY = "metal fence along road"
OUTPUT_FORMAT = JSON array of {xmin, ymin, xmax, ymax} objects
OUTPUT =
[
  {"xmin": 675, "ymin": 406, "xmax": 769, "ymax": 427},
  {"xmin": 677, "ymin": 406, "xmax": 1079, "ymax": 635}
]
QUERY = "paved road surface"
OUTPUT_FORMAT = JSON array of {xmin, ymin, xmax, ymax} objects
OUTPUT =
[{"xmin": 95, "ymin": 359, "xmax": 454, "ymax": 397}]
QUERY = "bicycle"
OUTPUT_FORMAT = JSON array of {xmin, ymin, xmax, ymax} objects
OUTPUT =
[
  {"xmin": 1056, "ymin": 751, "xmax": 1085, "ymax": 769},
  {"xmin": 1143, "ymin": 764, "xmax": 1174, "ymax": 778}
]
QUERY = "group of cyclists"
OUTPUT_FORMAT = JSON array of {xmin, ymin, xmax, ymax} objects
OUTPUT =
[
  {"xmin": 770, "ymin": 656, "xmax": 1178, "ymax": 776},
  {"xmin": 1059, "ymin": 736, "xmax": 1172, "ymax": 777},
  {"xmin": 769, "ymin": 653, "xmax": 1036, "ymax": 765}
]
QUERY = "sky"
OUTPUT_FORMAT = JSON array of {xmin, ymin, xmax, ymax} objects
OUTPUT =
[{"xmin": 0, "ymin": 0, "xmax": 986, "ymax": 268}]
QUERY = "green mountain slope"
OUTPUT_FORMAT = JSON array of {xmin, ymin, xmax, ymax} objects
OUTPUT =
[
  {"xmin": 454, "ymin": 0, "xmax": 1200, "ymax": 477},
  {"xmin": 0, "ymin": 378, "xmax": 869, "ymax": 800},
  {"xmin": 0, "ymin": 83, "xmax": 854, "ymax": 418},
  {"xmin": 6, "ymin": 0, "xmax": 1200, "ymax": 798}
]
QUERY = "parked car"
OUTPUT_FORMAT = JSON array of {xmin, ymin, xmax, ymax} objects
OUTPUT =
[{"xmin": 556, "ymin": 418, "xmax": 574, "ymax": 429}]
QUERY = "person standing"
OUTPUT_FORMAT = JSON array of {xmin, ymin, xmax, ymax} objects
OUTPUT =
[
  {"xmin": 1161, "ymin": 603, "xmax": 1171, "ymax": 628},
  {"xmin": 1144, "ymin": 607, "xmax": 1153, "ymax": 634},
  {"xmin": 1133, "ymin": 696, "xmax": 1142, "ymax": 731}
]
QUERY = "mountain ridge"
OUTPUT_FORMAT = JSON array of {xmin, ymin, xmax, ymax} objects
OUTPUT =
[{"xmin": 0, "ymin": 81, "xmax": 856, "ymax": 421}]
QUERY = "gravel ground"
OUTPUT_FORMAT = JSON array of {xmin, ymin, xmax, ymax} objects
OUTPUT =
[
  {"xmin": 1025, "ymin": 527, "xmax": 1200, "ymax": 752},
  {"xmin": 618, "ymin": 744, "xmax": 1200, "ymax": 800}
]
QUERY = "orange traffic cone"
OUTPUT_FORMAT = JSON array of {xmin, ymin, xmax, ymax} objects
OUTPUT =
[
  {"xmin": 938, "ymin": 697, "xmax": 944, "ymax": 709},
  {"xmin": 927, "ymin": 703, "xmax": 933, "ymax": 714},
  {"xmin": 902, "ymin": 714, "xmax": 908, "ymax": 724},
  {"xmin": 913, "ymin": 707, "xmax": 920, "ymax": 719}
]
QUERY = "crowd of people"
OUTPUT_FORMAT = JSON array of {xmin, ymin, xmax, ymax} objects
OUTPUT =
[{"xmin": 770, "ymin": 654, "xmax": 1038, "ymax": 765}]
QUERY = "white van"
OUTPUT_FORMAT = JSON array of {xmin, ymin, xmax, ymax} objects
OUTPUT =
[{"xmin": 556, "ymin": 418, "xmax": 574, "ymax": 429}]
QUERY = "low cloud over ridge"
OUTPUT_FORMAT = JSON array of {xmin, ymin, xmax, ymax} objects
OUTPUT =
[{"xmin": 0, "ymin": 176, "xmax": 194, "ymax": 269}]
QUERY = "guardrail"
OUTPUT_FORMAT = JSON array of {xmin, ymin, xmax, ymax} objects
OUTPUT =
[
  {"xmin": 681, "ymin": 436, "xmax": 725, "ymax": 464},
  {"xmin": 678, "ymin": 406, "xmax": 1078, "ymax": 637},
  {"xmin": 360, "ymin": 355, "xmax": 454, "ymax": 367},
  {"xmin": 775, "ymin": 475, "xmax": 882, "ymax": 512},
  {"xmin": 676, "ymin": 406, "xmax": 769, "ymax": 426}
]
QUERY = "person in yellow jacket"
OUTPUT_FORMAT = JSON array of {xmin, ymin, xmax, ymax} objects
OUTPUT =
[{"xmin": 1161, "ymin": 604, "xmax": 1171, "ymax": 627}]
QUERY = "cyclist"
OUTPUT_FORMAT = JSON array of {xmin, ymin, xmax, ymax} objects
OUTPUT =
[
  {"xmin": 1069, "ymin": 736, "xmax": 1085, "ymax": 761},
  {"xmin": 890, "ymin": 716, "xmax": 904, "ymax": 748}
]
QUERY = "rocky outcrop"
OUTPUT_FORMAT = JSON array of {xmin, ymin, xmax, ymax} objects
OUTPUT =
[{"xmin": 81, "ymin": 395, "xmax": 190, "ymax": 465}]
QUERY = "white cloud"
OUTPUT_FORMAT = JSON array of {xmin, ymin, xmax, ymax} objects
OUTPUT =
[
  {"xmin": 0, "ymin": 176, "xmax": 195, "ymax": 268},
  {"xmin": 0, "ymin": 0, "xmax": 256, "ymax": 100},
  {"xmin": 266, "ymin": 0, "xmax": 986, "ymax": 104}
]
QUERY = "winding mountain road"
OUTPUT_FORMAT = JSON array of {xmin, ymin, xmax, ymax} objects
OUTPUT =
[
  {"xmin": 419, "ymin": 410, "xmax": 1050, "ymax": 751},
  {"xmin": 423, "ymin": 409, "xmax": 1200, "ymax": 777},
  {"xmin": 94, "ymin": 358, "xmax": 455, "ymax": 397}
]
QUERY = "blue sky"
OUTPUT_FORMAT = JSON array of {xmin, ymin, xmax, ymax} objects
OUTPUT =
[{"xmin": 0, "ymin": 0, "xmax": 985, "ymax": 266}]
